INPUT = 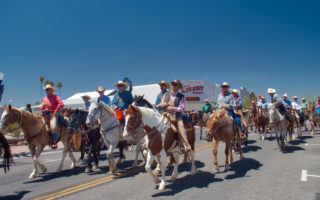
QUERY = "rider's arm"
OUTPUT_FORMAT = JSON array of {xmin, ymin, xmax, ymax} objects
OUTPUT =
[
  {"xmin": 174, "ymin": 96, "xmax": 185, "ymax": 112},
  {"xmin": 54, "ymin": 96, "xmax": 64, "ymax": 114}
]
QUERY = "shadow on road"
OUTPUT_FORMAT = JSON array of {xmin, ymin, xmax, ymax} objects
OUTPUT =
[
  {"xmin": 225, "ymin": 158, "xmax": 262, "ymax": 180},
  {"xmin": 0, "ymin": 190, "xmax": 30, "ymax": 200},
  {"xmin": 283, "ymin": 145, "xmax": 305, "ymax": 154},
  {"xmin": 242, "ymin": 145, "xmax": 262, "ymax": 153},
  {"xmin": 152, "ymin": 171, "xmax": 223, "ymax": 197}
]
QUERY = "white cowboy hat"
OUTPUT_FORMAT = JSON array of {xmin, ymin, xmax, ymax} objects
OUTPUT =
[
  {"xmin": 96, "ymin": 86, "xmax": 106, "ymax": 92},
  {"xmin": 115, "ymin": 81, "xmax": 128, "ymax": 88},
  {"xmin": 158, "ymin": 80, "xmax": 170, "ymax": 88},
  {"xmin": 45, "ymin": 84, "xmax": 55, "ymax": 91},
  {"xmin": 221, "ymin": 82, "xmax": 230, "ymax": 87},
  {"xmin": 283, "ymin": 93, "xmax": 288, "ymax": 98},
  {"xmin": 81, "ymin": 94, "xmax": 91, "ymax": 100},
  {"xmin": 171, "ymin": 79, "xmax": 183, "ymax": 89},
  {"xmin": 232, "ymin": 89, "xmax": 239, "ymax": 94},
  {"xmin": 292, "ymin": 96, "xmax": 298, "ymax": 99},
  {"xmin": 301, "ymin": 97, "xmax": 306, "ymax": 100},
  {"xmin": 205, "ymin": 99, "xmax": 209, "ymax": 102},
  {"xmin": 268, "ymin": 88, "xmax": 276, "ymax": 94}
]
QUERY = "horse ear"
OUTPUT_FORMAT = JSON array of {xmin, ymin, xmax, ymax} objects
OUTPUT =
[
  {"xmin": 8, "ymin": 105, "xmax": 12, "ymax": 110},
  {"xmin": 75, "ymin": 108, "xmax": 79, "ymax": 114}
]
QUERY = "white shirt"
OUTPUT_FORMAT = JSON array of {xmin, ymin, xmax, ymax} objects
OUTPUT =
[{"xmin": 292, "ymin": 101, "xmax": 301, "ymax": 111}]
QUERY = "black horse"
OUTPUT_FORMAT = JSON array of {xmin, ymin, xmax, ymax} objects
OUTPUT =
[
  {"xmin": 134, "ymin": 95, "xmax": 154, "ymax": 108},
  {"xmin": 67, "ymin": 109, "xmax": 128, "ymax": 173},
  {"xmin": 0, "ymin": 131, "xmax": 13, "ymax": 173}
]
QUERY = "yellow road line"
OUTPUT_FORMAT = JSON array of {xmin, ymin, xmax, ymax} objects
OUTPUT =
[{"xmin": 34, "ymin": 143, "xmax": 212, "ymax": 200}]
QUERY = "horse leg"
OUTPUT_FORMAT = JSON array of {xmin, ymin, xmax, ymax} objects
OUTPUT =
[
  {"xmin": 145, "ymin": 151, "xmax": 160, "ymax": 185},
  {"xmin": 154, "ymin": 155, "xmax": 161, "ymax": 175},
  {"xmin": 170, "ymin": 151, "xmax": 180, "ymax": 181},
  {"xmin": 35, "ymin": 145, "xmax": 47, "ymax": 173},
  {"xmin": 229, "ymin": 143, "xmax": 233, "ymax": 164},
  {"xmin": 213, "ymin": 140, "xmax": 219, "ymax": 173},
  {"xmin": 158, "ymin": 150, "xmax": 167, "ymax": 191},
  {"xmin": 57, "ymin": 148, "xmax": 68, "ymax": 172},
  {"xmin": 28, "ymin": 145, "xmax": 39, "ymax": 179},
  {"xmin": 224, "ymin": 142, "xmax": 230, "ymax": 172},
  {"xmin": 117, "ymin": 141, "xmax": 126, "ymax": 164},
  {"xmin": 200, "ymin": 127, "xmax": 203, "ymax": 140},
  {"xmin": 189, "ymin": 150, "xmax": 196, "ymax": 174},
  {"xmin": 85, "ymin": 145, "xmax": 93, "ymax": 173},
  {"xmin": 236, "ymin": 132, "xmax": 244, "ymax": 160},
  {"xmin": 130, "ymin": 138, "xmax": 140, "ymax": 168},
  {"xmin": 107, "ymin": 144, "xmax": 117, "ymax": 174}
]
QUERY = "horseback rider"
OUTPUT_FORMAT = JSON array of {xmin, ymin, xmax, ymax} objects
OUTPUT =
[
  {"xmin": 112, "ymin": 81, "xmax": 134, "ymax": 125},
  {"xmin": 41, "ymin": 84, "xmax": 65, "ymax": 149},
  {"xmin": 216, "ymin": 82, "xmax": 243, "ymax": 133},
  {"xmin": 292, "ymin": 96, "xmax": 303, "ymax": 120},
  {"xmin": 154, "ymin": 80, "xmax": 170, "ymax": 113},
  {"xmin": 165, "ymin": 79, "xmax": 192, "ymax": 152},
  {"xmin": 96, "ymin": 86, "xmax": 111, "ymax": 105},
  {"xmin": 282, "ymin": 94, "xmax": 292, "ymax": 109},
  {"xmin": 81, "ymin": 94, "xmax": 91, "ymax": 111},
  {"xmin": 202, "ymin": 99, "xmax": 212, "ymax": 115}
]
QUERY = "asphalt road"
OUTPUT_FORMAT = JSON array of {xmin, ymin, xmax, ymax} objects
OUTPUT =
[{"xmin": 1, "ymin": 129, "xmax": 319, "ymax": 200}]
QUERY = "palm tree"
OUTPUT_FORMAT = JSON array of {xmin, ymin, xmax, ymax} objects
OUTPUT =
[
  {"xmin": 56, "ymin": 82, "xmax": 62, "ymax": 96},
  {"xmin": 39, "ymin": 76, "xmax": 45, "ymax": 99}
]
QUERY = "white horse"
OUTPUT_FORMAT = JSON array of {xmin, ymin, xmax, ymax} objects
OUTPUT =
[
  {"xmin": 269, "ymin": 105, "xmax": 287, "ymax": 151},
  {"xmin": 123, "ymin": 105, "xmax": 196, "ymax": 191},
  {"xmin": 86, "ymin": 102, "xmax": 144, "ymax": 174}
]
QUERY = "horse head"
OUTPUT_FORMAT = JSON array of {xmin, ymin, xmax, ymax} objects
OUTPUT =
[
  {"xmin": 68, "ymin": 109, "xmax": 88, "ymax": 133},
  {"xmin": 123, "ymin": 105, "xmax": 143, "ymax": 138},
  {"xmin": 86, "ymin": 103, "xmax": 100, "ymax": 128},
  {"xmin": 0, "ymin": 105, "xmax": 20, "ymax": 131}
]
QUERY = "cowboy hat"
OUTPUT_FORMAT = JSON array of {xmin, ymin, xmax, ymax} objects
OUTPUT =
[
  {"xmin": 45, "ymin": 84, "xmax": 55, "ymax": 91},
  {"xmin": 221, "ymin": 82, "xmax": 230, "ymax": 87},
  {"xmin": 81, "ymin": 94, "xmax": 91, "ymax": 100},
  {"xmin": 96, "ymin": 86, "xmax": 106, "ymax": 92},
  {"xmin": 268, "ymin": 88, "xmax": 276, "ymax": 94},
  {"xmin": 205, "ymin": 98, "xmax": 209, "ymax": 102},
  {"xmin": 261, "ymin": 96, "xmax": 266, "ymax": 99},
  {"xmin": 232, "ymin": 89, "xmax": 239, "ymax": 94},
  {"xmin": 283, "ymin": 93, "xmax": 288, "ymax": 98},
  {"xmin": 301, "ymin": 97, "xmax": 306, "ymax": 100},
  {"xmin": 158, "ymin": 80, "xmax": 170, "ymax": 87},
  {"xmin": 292, "ymin": 96, "xmax": 298, "ymax": 99},
  {"xmin": 171, "ymin": 79, "xmax": 183, "ymax": 89},
  {"xmin": 115, "ymin": 81, "xmax": 128, "ymax": 88}
]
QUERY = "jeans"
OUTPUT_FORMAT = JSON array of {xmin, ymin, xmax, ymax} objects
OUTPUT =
[{"xmin": 229, "ymin": 109, "xmax": 243, "ymax": 131}]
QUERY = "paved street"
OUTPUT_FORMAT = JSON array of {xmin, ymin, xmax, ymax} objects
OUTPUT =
[{"xmin": 1, "ymin": 129, "xmax": 319, "ymax": 200}]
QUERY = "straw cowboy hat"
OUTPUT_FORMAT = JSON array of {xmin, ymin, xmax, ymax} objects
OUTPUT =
[
  {"xmin": 81, "ymin": 94, "xmax": 91, "ymax": 100},
  {"xmin": 268, "ymin": 88, "xmax": 276, "ymax": 94},
  {"xmin": 171, "ymin": 79, "xmax": 183, "ymax": 89},
  {"xmin": 115, "ymin": 81, "xmax": 128, "ymax": 88},
  {"xmin": 292, "ymin": 96, "xmax": 298, "ymax": 99},
  {"xmin": 45, "ymin": 84, "xmax": 55, "ymax": 91},
  {"xmin": 301, "ymin": 97, "xmax": 306, "ymax": 100},
  {"xmin": 96, "ymin": 86, "xmax": 106, "ymax": 92},
  {"xmin": 221, "ymin": 82, "xmax": 230, "ymax": 87},
  {"xmin": 283, "ymin": 93, "xmax": 288, "ymax": 98},
  {"xmin": 232, "ymin": 89, "xmax": 239, "ymax": 94},
  {"xmin": 158, "ymin": 80, "xmax": 170, "ymax": 88}
]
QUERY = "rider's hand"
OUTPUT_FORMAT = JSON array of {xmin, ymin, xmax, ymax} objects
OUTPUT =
[{"xmin": 167, "ymin": 106, "xmax": 175, "ymax": 112}]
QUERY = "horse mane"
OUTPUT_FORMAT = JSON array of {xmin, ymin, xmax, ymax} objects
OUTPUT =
[{"xmin": 98, "ymin": 102, "xmax": 116, "ymax": 116}]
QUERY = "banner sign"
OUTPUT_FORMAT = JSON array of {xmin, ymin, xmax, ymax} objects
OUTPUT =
[{"xmin": 181, "ymin": 80, "xmax": 215, "ymax": 102}]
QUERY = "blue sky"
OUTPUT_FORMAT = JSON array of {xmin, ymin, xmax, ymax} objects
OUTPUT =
[{"xmin": 0, "ymin": 0, "xmax": 319, "ymax": 106}]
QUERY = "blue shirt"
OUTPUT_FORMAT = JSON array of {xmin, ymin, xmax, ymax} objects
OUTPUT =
[
  {"xmin": 112, "ymin": 91, "xmax": 134, "ymax": 110},
  {"xmin": 155, "ymin": 89, "xmax": 170, "ymax": 113},
  {"xmin": 282, "ymin": 99, "xmax": 292, "ymax": 108},
  {"xmin": 98, "ymin": 95, "xmax": 111, "ymax": 106}
]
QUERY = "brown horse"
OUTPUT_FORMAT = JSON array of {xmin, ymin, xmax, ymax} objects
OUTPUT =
[
  {"xmin": 254, "ymin": 108, "xmax": 270, "ymax": 140},
  {"xmin": 0, "ymin": 105, "xmax": 76, "ymax": 178},
  {"xmin": 207, "ymin": 109, "xmax": 243, "ymax": 173},
  {"xmin": 309, "ymin": 102, "xmax": 320, "ymax": 135},
  {"xmin": 190, "ymin": 111, "xmax": 208, "ymax": 140},
  {"xmin": 0, "ymin": 131, "xmax": 13, "ymax": 173}
]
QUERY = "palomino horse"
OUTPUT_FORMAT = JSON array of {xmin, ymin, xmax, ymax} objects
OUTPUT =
[
  {"xmin": 123, "ymin": 105, "xmax": 196, "ymax": 191},
  {"xmin": 206, "ymin": 108, "xmax": 243, "ymax": 173},
  {"xmin": 292, "ymin": 109, "xmax": 303, "ymax": 138},
  {"xmin": 0, "ymin": 130, "xmax": 13, "ymax": 173},
  {"xmin": 254, "ymin": 108, "xmax": 270, "ymax": 140},
  {"xmin": 309, "ymin": 102, "xmax": 320, "ymax": 135},
  {"xmin": 0, "ymin": 105, "xmax": 76, "ymax": 178},
  {"xmin": 268, "ymin": 105, "xmax": 287, "ymax": 151}
]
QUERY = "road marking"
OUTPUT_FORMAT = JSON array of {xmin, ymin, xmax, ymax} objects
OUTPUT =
[
  {"xmin": 301, "ymin": 170, "xmax": 320, "ymax": 182},
  {"xmin": 34, "ymin": 143, "xmax": 213, "ymax": 200},
  {"xmin": 305, "ymin": 143, "xmax": 320, "ymax": 147}
]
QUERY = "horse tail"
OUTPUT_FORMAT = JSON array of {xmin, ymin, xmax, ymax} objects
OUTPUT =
[{"xmin": 0, "ymin": 132, "xmax": 14, "ymax": 173}]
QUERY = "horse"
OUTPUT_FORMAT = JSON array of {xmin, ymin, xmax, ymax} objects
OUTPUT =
[
  {"xmin": 0, "ymin": 105, "xmax": 76, "ymax": 178},
  {"xmin": 309, "ymin": 102, "xmax": 320, "ymax": 135},
  {"xmin": 268, "ymin": 105, "xmax": 287, "ymax": 151},
  {"xmin": 292, "ymin": 109, "xmax": 303, "ymax": 138},
  {"xmin": 254, "ymin": 108, "xmax": 270, "ymax": 140},
  {"xmin": 206, "ymin": 108, "xmax": 243, "ymax": 173},
  {"xmin": 67, "ymin": 109, "xmax": 102, "ymax": 173},
  {"xmin": 190, "ymin": 111, "xmax": 208, "ymax": 140},
  {"xmin": 123, "ymin": 105, "xmax": 196, "ymax": 191},
  {"xmin": 0, "ymin": 131, "xmax": 13, "ymax": 173}
]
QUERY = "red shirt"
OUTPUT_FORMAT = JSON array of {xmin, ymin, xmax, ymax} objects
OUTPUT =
[{"xmin": 41, "ymin": 94, "xmax": 64, "ymax": 113}]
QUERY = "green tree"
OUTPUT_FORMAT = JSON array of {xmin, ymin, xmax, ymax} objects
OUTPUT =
[
  {"xmin": 243, "ymin": 96, "xmax": 251, "ymax": 109},
  {"xmin": 56, "ymin": 82, "xmax": 62, "ymax": 96},
  {"xmin": 39, "ymin": 76, "xmax": 45, "ymax": 99}
]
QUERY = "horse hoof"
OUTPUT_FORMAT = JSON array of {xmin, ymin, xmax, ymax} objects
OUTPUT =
[
  {"xmin": 29, "ymin": 172, "xmax": 38, "ymax": 179},
  {"xmin": 92, "ymin": 164, "xmax": 98, "ymax": 171},
  {"xmin": 213, "ymin": 167, "xmax": 220, "ymax": 174},
  {"xmin": 158, "ymin": 182, "xmax": 166, "ymax": 191},
  {"xmin": 85, "ymin": 167, "xmax": 93, "ymax": 173},
  {"xmin": 224, "ymin": 165, "xmax": 230, "ymax": 172},
  {"xmin": 70, "ymin": 163, "xmax": 76, "ymax": 169},
  {"xmin": 42, "ymin": 167, "xmax": 47, "ymax": 174}
]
